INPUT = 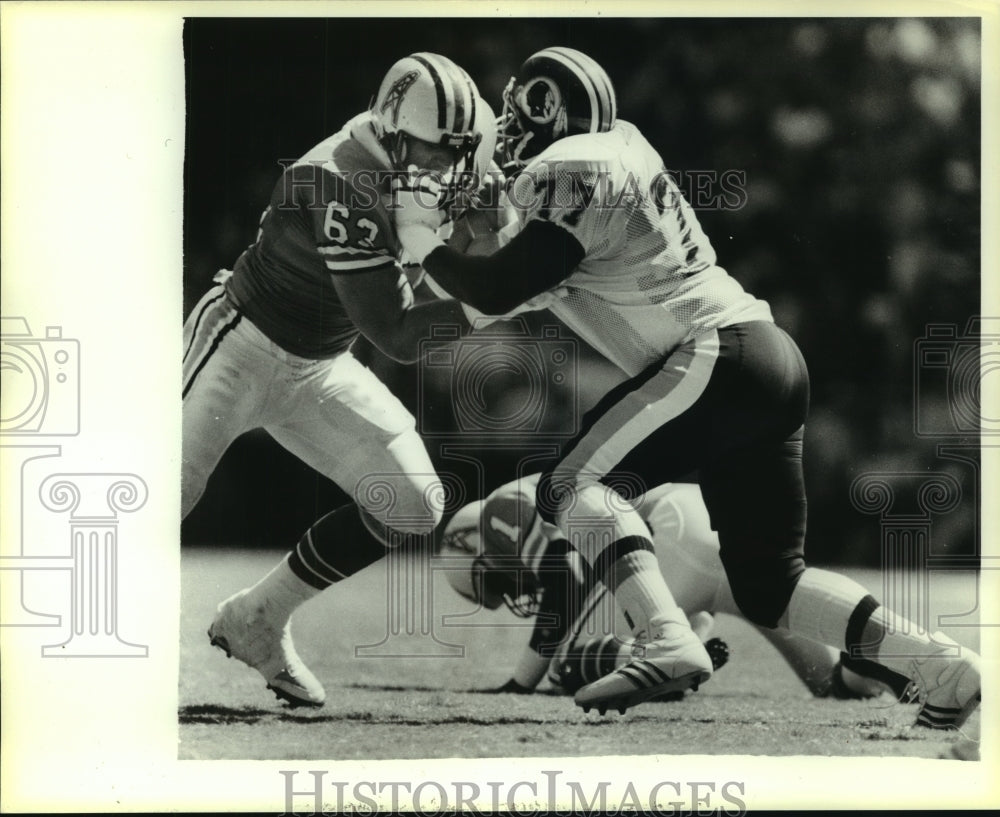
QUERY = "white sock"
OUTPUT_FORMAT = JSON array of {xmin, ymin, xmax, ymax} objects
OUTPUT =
[
  {"xmin": 556, "ymin": 484, "xmax": 691, "ymax": 642},
  {"xmin": 247, "ymin": 553, "xmax": 321, "ymax": 622},
  {"xmin": 610, "ymin": 550, "xmax": 691, "ymax": 642},
  {"xmin": 780, "ymin": 567, "xmax": 963, "ymax": 678}
]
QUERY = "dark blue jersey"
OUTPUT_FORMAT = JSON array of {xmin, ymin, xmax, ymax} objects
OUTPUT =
[{"xmin": 226, "ymin": 114, "xmax": 404, "ymax": 358}]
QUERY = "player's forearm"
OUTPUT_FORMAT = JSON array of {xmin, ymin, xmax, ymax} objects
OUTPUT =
[
  {"xmin": 405, "ymin": 220, "xmax": 584, "ymax": 315},
  {"xmin": 378, "ymin": 299, "xmax": 471, "ymax": 364},
  {"xmin": 420, "ymin": 246, "xmax": 521, "ymax": 314}
]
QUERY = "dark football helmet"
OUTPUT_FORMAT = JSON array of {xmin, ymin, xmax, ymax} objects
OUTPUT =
[{"xmin": 498, "ymin": 46, "xmax": 617, "ymax": 173}]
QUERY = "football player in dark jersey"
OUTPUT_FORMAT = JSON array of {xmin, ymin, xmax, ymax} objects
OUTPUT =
[{"xmin": 185, "ymin": 53, "xmax": 494, "ymax": 707}]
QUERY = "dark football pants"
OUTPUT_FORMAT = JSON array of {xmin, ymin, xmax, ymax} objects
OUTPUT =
[{"xmin": 537, "ymin": 320, "xmax": 811, "ymax": 628}]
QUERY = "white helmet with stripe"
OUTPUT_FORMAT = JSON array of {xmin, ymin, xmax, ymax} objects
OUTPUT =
[
  {"xmin": 436, "ymin": 484, "xmax": 544, "ymax": 617},
  {"xmin": 498, "ymin": 46, "xmax": 617, "ymax": 172},
  {"xmin": 371, "ymin": 52, "xmax": 495, "ymax": 187}
]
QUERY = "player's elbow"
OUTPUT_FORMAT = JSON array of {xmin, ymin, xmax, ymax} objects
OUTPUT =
[
  {"xmin": 376, "ymin": 335, "xmax": 420, "ymax": 364},
  {"xmin": 468, "ymin": 286, "xmax": 523, "ymax": 316},
  {"xmin": 360, "ymin": 323, "xmax": 420, "ymax": 363}
]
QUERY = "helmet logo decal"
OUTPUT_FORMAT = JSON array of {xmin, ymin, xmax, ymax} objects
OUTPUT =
[
  {"xmin": 380, "ymin": 70, "xmax": 420, "ymax": 126},
  {"xmin": 520, "ymin": 76, "xmax": 562, "ymax": 125}
]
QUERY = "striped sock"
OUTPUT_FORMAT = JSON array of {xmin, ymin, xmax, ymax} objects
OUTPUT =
[
  {"xmin": 600, "ymin": 546, "xmax": 690, "ymax": 641},
  {"xmin": 780, "ymin": 567, "xmax": 960, "ymax": 680},
  {"xmin": 556, "ymin": 634, "xmax": 631, "ymax": 693},
  {"xmin": 288, "ymin": 503, "xmax": 396, "ymax": 590},
  {"xmin": 557, "ymin": 484, "xmax": 690, "ymax": 642}
]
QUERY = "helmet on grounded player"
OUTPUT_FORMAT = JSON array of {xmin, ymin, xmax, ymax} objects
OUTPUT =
[
  {"xmin": 437, "ymin": 497, "xmax": 541, "ymax": 618},
  {"xmin": 371, "ymin": 53, "xmax": 496, "ymax": 197},
  {"xmin": 498, "ymin": 46, "xmax": 617, "ymax": 173}
]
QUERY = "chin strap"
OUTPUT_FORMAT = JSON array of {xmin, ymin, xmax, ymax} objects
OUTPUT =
[{"xmin": 378, "ymin": 130, "xmax": 409, "ymax": 169}]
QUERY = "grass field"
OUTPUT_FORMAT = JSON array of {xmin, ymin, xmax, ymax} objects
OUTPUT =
[{"xmin": 178, "ymin": 547, "xmax": 981, "ymax": 762}]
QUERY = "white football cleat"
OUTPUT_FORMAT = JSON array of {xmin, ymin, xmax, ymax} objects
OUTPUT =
[
  {"xmin": 910, "ymin": 648, "xmax": 980, "ymax": 730},
  {"xmin": 574, "ymin": 632, "xmax": 713, "ymax": 715},
  {"xmin": 208, "ymin": 588, "xmax": 326, "ymax": 708}
]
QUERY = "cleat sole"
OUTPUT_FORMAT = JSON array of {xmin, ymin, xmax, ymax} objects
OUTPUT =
[
  {"xmin": 208, "ymin": 626, "xmax": 325, "ymax": 708},
  {"xmin": 266, "ymin": 683, "xmax": 325, "ymax": 709},
  {"xmin": 576, "ymin": 668, "xmax": 711, "ymax": 715}
]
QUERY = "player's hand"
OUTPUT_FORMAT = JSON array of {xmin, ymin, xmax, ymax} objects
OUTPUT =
[
  {"xmin": 391, "ymin": 171, "xmax": 450, "ymax": 264},
  {"xmin": 704, "ymin": 637, "xmax": 730, "ymax": 671},
  {"xmin": 391, "ymin": 170, "xmax": 448, "ymax": 232},
  {"xmin": 484, "ymin": 678, "xmax": 535, "ymax": 695},
  {"xmin": 401, "ymin": 262, "xmax": 425, "ymax": 289}
]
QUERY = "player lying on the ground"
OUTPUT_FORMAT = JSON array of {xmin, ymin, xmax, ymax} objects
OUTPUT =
[{"xmin": 437, "ymin": 475, "xmax": 912, "ymax": 704}]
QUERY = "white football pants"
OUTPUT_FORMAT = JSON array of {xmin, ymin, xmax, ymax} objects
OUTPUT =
[{"xmin": 182, "ymin": 285, "xmax": 442, "ymax": 535}]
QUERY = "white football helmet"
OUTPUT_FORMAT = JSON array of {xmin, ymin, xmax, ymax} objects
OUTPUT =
[
  {"xmin": 437, "ymin": 501, "xmax": 496, "ymax": 608},
  {"xmin": 371, "ymin": 52, "xmax": 497, "ymax": 200},
  {"xmin": 437, "ymin": 489, "xmax": 542, "ymax": 617}
]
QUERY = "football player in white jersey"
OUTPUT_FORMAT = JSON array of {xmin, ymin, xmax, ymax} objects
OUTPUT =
[
  {"xmin": 438, "ymin": 475, "xmax": 908, "ymax": 703},
  {"xmin": 392, "ymin": 47, "xmax": 980, "ymax": 729},
  {"xmin": 185, "ymin": 53, "xmax": 494, "ymax": 707}
]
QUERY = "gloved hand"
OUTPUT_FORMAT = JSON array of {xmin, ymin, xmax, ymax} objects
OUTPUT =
[
  {"xmin": 704, "ymin": 637, "xmax": 730, "ymax": 671},
  {"xmin": 391, "ymin": 169, "xmax": 449, "ymax": 264},
  {"xmin": 391, "ymin": 169, "xmax": 448, "ymax": 230}
]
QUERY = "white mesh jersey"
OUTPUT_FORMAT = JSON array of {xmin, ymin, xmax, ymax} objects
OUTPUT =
[{"xmin": 507, "ymin": 120, "xmax": 772, "ymax": 376}]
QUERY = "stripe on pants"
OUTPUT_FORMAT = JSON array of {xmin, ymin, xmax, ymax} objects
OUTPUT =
[
  {"xmin": 182, "ymin": 294, "xmax": 241, "ymax": 399},
  {"xmin": 557, "ymin": 330, "xmax": 720, "ymax": 481}
]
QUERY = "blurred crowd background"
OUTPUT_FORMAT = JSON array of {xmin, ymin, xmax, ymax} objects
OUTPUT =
[{"xmin": 182, "ymin": 17, "xmax": 982, "ymax": 566}]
